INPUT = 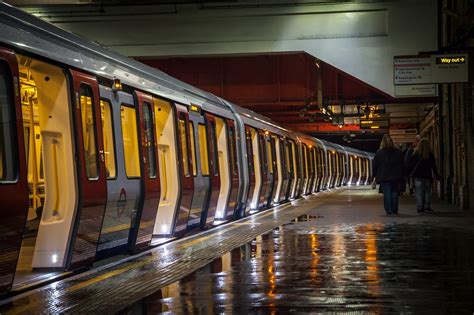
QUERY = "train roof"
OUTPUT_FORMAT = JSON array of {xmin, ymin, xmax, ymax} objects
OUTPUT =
[{"xmin": 222, "ymin": 98, "xmax": 294, "ymax": 137}]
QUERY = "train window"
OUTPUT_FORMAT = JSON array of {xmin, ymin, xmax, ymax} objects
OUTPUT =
[
  {"xmin": 120, "ymin": 104, "xmax": 141, "ymax": 178},
  {"xmin": 143, "ymin": 102, "xmax": 157, "ymax": 178},
  {"xmin": 285, "ymin": 142, "xmax": 291, "ymax": 174},
  {"xmin": 245, "ymin": 129, "xmax": 254, "ymax": 176},
  {"xmin": 259, "ymin": 134, "xmax": 267, "ymax": 172},
  {"xmin": 189, "ymin": 122, "xmax": 197, "ymax": 177},
  {"xmin": 198, "ymin": 124, "xmax": 209, "ymax": 176},
  {"xmin": 303, "ymin": 144, "xmax": 309, "ymax": 177},
  {"xmin": 266, "ymin": 138, "xmax": 273, "ymax": 174},
  {"xmin": 100, "ymin": 100, "xmax": 116, "ymax": 179},
  {"xmin": 79, "ymin": 84, "xmax": 99, "ymax": 180},
  {"xmin": 209, "ymin": 121, "xmax": 219, "ymax": 176},
  {"xmin": 178, "ymin": 115, "xmax": 190, "ymax": 177},
  {"xmin": 0, "ymin": 61, "xmax": 17, "ymax": 182},
  {"xmin": 228, "ymin": 125, "xmax": 238, "ymax": 176},
  {"xmin": 280, "ymin": 140, "xmax": 286, "ymax": 174},
  {"xmin": 288, "ymin": 141, "xmax": 295, "ymax": 175}
]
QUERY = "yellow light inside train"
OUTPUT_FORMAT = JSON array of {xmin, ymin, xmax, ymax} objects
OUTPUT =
[
  {"xmin": 308, "ymin": 145, "xmax": 312, "ymax": 148},
  {"xmin": 265, "ymin": 131, "xmax": 270, "ymax": 136},
  {"xmin": 370, "ymin": 126, "xmax": 380, "ymax": 129},
  {"xmin": 190, "ymin": 105, "xmax": 199, "ymax": 112},
  {"xmin": 113, "ymin": 78, "xmax": 122, "ymax": 91}
]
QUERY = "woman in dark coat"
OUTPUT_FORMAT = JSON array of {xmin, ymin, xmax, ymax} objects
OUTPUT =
[
  {"xmin": 406, "ymin": 138, "xmax": 440, "ymax": 214},
  {"xmin": 372, "ymin": 135, "xmax": 404, "ymax": 215}
]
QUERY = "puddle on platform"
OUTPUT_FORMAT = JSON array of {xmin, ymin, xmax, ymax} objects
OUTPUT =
[{"xmin": 122, "ymin": 222, "xmax": 474, "ymax": 314}]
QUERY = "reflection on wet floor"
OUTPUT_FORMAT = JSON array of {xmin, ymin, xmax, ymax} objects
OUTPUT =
[{"xmin": 124, "ymin": 221, "xmax": 474, "ymax": 314}]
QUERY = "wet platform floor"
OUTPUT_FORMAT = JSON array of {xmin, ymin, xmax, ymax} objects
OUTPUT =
[{"xmin": 2, "ymin": 187, "xmax": 474, "ymax": 314}]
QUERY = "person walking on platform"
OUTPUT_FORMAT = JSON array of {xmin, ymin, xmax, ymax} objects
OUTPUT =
[
  {"xmin": 405, "ymin": 135, "xmax": 420, "ymax": 194},
  {"xmin": 406, "ymin": 138, "xmax": 440, "ymax": 214},
  {"xmin": 372, "ymin": 135, "xmax": 404, "ymax": 215}
]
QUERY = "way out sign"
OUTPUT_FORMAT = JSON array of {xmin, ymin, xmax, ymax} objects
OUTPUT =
[{"xmin": 432, "ymin": 54, "xmax": 468, "ymax": 83}]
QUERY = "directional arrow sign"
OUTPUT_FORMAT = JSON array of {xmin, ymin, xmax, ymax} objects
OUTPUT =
[{"xmin": 432, "ymin": 54, "xmax": 468, "ymax": 83}]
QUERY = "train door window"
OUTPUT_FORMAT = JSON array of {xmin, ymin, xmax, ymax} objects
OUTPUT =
[
  {"xmin": 228, "ymin": 125, "xmax": 238, "ymax": 176},
  {"xmin": 245, "ymin": 129, "xmax": 254, "ymax": 176},
  {"xmin": 209, "ymin": 121, "xmax": 218, "ymax": 176},
  {"xmin": 304, "ymin": 145, "xmax": 309, "ymax": 177},
  {"xmin": 266, "ymin": 137, "xmax": 273, "ymax": 174},
  {"xmin": 100, "ymin": 100, "xmax": 116, "ymax": 179},
  {"xmin": 189, "ymin": 122, "xmax": 197, "ymax": 177},
  {"xmin": 279, "ymin": 139, "xmax": 286, "ymax": 174},
  {"xmin": 178, "ymin": 114, "xmax": 190, "ymax": 177},
  {"xmin": 121, "ymin": 104, "xmax": 140, "ymax": 178},
  {"xmin": 79, "ymin": 84, "xmax": 99, "ymax": 179},
  {"xmin": 289, "ymin": 141, "xmax": 295, "ymax": 175},
  {"xmin": 198, "ymin": 124, "xmax": 209, "ymax": 176},
  {"xmin": 285, "ymin": 142, "xmax": 291, "ymax": 175},
  {"xmin": 0, "ymin": 61, "xmax": 17, "ymax": 182},
  {"xmin": 313, "ymin": 148, "xmax": 318, "ymax": 176},
  {"xmin": 328, "ymin": 152, "xmax": 332, "ymax": 174},
  {"xmin": 259, "ymin": 134, "xmax": 267, "ymax": 171},
  {"xmin": 143, "ymin": 102, "xmax": 157, "ymax": 178}
]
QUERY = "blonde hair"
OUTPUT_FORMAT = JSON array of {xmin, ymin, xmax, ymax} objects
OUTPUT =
[
  {"xmin": 379, "ymin": 134, "xmax": 395, "ymax": 150},
  {"xmin": 414, "ymin": 138, "xmax": 431, "ymax": 160}
]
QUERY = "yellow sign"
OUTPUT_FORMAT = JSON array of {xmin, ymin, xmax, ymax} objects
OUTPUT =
[{"xmin": 436, "ymin": 56, "xmax": 466, "ymax": 64}]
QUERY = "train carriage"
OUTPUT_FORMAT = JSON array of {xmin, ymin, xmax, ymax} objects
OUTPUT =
[{"xmin": 0, "ymin": 2, "xmax": 373, "ymax": 296}]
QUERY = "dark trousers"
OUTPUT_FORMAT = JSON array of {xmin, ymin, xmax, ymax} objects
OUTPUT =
[{"xmin": 380, "ymin": 182, "xmax": 399, "ymax": 214}]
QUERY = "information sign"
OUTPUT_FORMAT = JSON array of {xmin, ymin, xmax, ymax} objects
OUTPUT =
[
  {"xmin": 394, "ymin": 84, "xmax": 437, "ymax": 97},
  {"xmin": 360, "ymin": 119, "xmax": 389, "ymax": 129},
  {"xmin": 394, "ymin": 57, "xmax": 431, "ymax": 85}
]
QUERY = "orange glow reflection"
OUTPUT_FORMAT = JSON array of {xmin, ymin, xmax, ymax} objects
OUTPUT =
[
  {"xmin": 363, "ymin": 224, "xmax": 382, "ymax": 298},
  {"xmin": 310, "ymin": 233, "xmax": 320, "ymax": 282}
]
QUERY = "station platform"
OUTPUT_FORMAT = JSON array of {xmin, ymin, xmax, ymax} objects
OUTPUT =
[{"xmin": 1, "ymin": 187, "xmax": 473, "ymax": 314}]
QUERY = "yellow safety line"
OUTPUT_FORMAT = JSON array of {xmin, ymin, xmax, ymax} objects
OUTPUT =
[{"xmin": 65, "ymin": 256, "xmax": 154, "ymax": 293}]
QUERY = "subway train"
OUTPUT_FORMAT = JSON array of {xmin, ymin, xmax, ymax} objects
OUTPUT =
[{"xmin": 0, "ymin": 3, "xmax": 373, "ymax": 295}]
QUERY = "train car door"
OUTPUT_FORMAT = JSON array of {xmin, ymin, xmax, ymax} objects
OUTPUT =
[
  {"xmin": 131, "ymin": 91, "xmax": 160, "ymax": 250},
  {"xmin": 311, "ymin": 147, "xmax": 318, "ymax": 192},
  {"xmin": 281, "ymin": 139, "xmax": 292, "ymax": 202},
  {"xmin": 301, "ymin": 144, "xmax": 309, "ymax": 195},
  {"xmin": 244, "ymin": 126, "xmax": 256, "ymax": 214},
  {"xmin": 266, "ymin": 135, "xmax": 277, "ymax": 207},
  {"xmin": 96, "ymin": 87, "xmax": 142, "ymax": 255},
  {"xmin": 0, "ymin": 48, "xmax": 29, "ymax": 294},
  {"xmin": 67, "ymin": 69, "xmax": 107, "ymax": 269},
  {"xmin": 326, "ymin": 150, "xmax": 333, "ymax": 189},
  {"xmin": 202, "ymin": 112, "xmax": 220, "ymax": 228},
  {"xmin": 288, "ymin": 140, "xmax": 298, "ymax": 199},
  {"xmin": 174, "ymin": 104, "xmax": 194, "ymax": 236},
  {"xmin": 257, "ymin": 130, "xmax": 270, "ymax": 209},
  {"xmin": 225, "ymin": 119, "xmax": 239, "ymax": 220},
  {"xmin": 152, "ymin": 98, "xmax": 179, "ymax": 238},
  {"xmin": 273, "ymin": 136, "xmax": 286, "ymax": 204},
  {"xmin": 213, "ymin": 116, "xmax": 231, "ymax": 221},
  {"xmin": 186, "ymin": 106, "xmax": 209, "ymax": 230}
]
